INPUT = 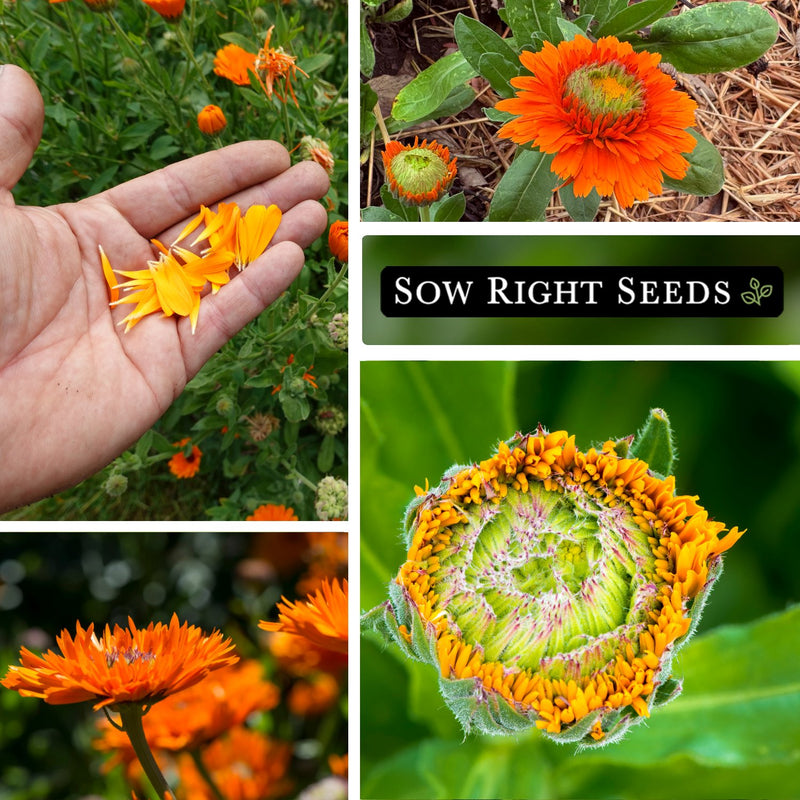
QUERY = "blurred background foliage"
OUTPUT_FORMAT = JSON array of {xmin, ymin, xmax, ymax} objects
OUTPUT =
[
  {"xmin": 363, "ymin": 236, "xmax": 800, "ymax": 345},
  {"xmin": 0, "ymin": 531, "xmax": 347, "ymax": 800},
  {"xmin": 361, "ymin": 360, "xmax": 800, "ymax": 799}
]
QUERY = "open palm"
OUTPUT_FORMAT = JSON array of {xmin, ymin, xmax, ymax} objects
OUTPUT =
[{"xmin": 0, "ymin": 66, "xmax": 329, "ymax": 512}]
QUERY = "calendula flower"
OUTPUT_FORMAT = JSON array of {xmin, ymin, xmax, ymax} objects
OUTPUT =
[
  {"xmin": 298, "ymin": 135, "xmax": 335, "ymax": 174},
  {"xmin": 382, "ymin": 137, "xmax": 457, "ymax": 207},
  {"xmin": 363, "ymin": 419, "xmax": 743, "ymax": 745},
  {"xmin": 327, "ymin": 220, "xmax": 348, "ymax": 262},
  {"xmin": 1, "ymin": 615, "xmax": 238, "ymax": 711},
  {"xmin": 214, "ymin": 43, "xmax": 257, "ymax": 86},
  {"xmin": 141, "ymin": 0, "xmax": 185, "ymax": 21},
  {"xmin": 288, "ymin": 672, "xmax": 340, "ymax": 716},
  {"xmin": 253, "ymin": 25, "xmax": 308, "ymax": 105},
  {"xmin": 246, "ymin": 503, "xmax": 298, "ymax": 521},
  {"xmin": 328, "ymin": 753, "xmax": 348, "ymax": 778},
  {"xmin": 176, "ymin": 727, "xmax": 293, "ymax": 800},
  {"xmin": 95, "ymin": 660, "xmax": 279, "ymax": 757},
  {"xmin": 168, "ymin": 438, "xmax": 202, "ymax": 479},
  {"xmin": 268, "ymin": 630, "xmax": 347, "ymax": 676},
  {"xmin": 260, "ymin": 578, "xmax": 348, "ymax": 654},
  {"xmin": 197, "ymin": 104, "xmax": 227, "ymax": 135},
  {"xmin": 495, "ymin": 35, "xmax": 698, "ymax": 208}
]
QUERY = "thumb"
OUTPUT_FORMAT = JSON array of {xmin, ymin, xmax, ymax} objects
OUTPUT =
[{"xmin": 0, "ymin": 65, "xmax": 44, "ymax": 194}]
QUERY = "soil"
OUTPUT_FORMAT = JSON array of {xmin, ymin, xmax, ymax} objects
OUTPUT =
[{"xmin": 361, "ymin": 0, "xmax": 800, "ymax": 222}]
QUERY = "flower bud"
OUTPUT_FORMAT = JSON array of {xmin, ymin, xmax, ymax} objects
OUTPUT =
[
  {"xmin": 327, "ymin": 312, "xmax": 348, "ymax": 350},
  {"xmin": 102, "ymin": 472, "xmax": 128, "ymax": 498},
  {"xmin": 315, "ymin": 476, "xmax": 348, "ymax": 521},
  {"xmin": 314, "ymin": 405, "xmax": 346, "ymax": 437},
  {"xmin": 363, "ymin": 419, "xmax": 743, "ymax": 745},
  {"xmin": 382, "ymin": 137, "xmax": 457, "ymax": 207}
]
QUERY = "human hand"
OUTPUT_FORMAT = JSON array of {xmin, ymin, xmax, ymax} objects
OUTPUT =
[{"xmin": 0, "ymin": 65, "xmax": 330, "ymax": 512}]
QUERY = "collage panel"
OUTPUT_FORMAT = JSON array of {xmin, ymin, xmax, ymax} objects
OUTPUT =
[
  {"xmin": 0, "ymin": 530, "xmax": 348, "ymax": 799},
  {"xmin": 361, "ymin": 0, "xmax": 796, "ymax": 222},
  {"xmin": 361, "ymin": 360, "xmax": 800, "ymax": 799},
  {"xmin": 0, "ymin": 0, "xmax": 348, "ymax": 522}
]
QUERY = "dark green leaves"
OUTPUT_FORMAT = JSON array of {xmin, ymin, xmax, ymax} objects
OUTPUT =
[
  {"xmin": 636, "ymin": 1, "xmax": 779, "ymax": 73},
  {"xmin": 488, "ymin": 149, "xmax": 560, "ymax": 221},
  {"xmin": 663, "ymin": 130, "xmax": 725, "ymax": 197},
  {"xmin": 453, "ymin": 14, "xmax": 521, "ymax": 98}
]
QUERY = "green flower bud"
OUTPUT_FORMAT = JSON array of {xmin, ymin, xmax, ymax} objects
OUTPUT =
[
  {"xmin": 327, "ymin": 312, "xmax": 348, "ymax": 350},
  {"xmin": 314, "ymin": 405, "xmax": 347, "ymax": 436},
  {"xmin": 315, "ymin": 476, "xmax": 348, "ymax": 521},
  {"xmin": 215, "ymin": 395, "xmax": 234, "ymax": 416},
  {"xmin": 252, "ymin": 6, "xmax": 269, "ymax": 27},
  {"xmin": 362, "ymin": 421, "xmax": 743, "ymax": 746},
  {"xmin": 102, "ymin": 472, "xmax": 128, "ymax": 498}
]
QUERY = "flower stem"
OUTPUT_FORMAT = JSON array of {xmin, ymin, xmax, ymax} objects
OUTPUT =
[
  {"xmin": 117, "ymin": 704, "xmax": 174, "ymax": 800},
  {"xmin": 419, "ymin": 205, "xmax": 432, "ymax": 222},
  {"xmin": 189, "ymin": 748, "xmax": 227, "ymax": 800}
]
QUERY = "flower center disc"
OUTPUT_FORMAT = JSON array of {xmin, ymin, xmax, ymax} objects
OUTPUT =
[
  {"xmin": 389, "ymin": 148, "xmax": 449, "ymax": 195},
  {"xmin": 564, "ymin": 62, "xmax": 643, "ymax": 118},
  {"xmin": 435, "ymin": 482, "xmax": 657, "ymax": 679}
]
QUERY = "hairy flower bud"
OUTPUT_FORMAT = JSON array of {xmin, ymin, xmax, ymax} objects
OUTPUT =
[
  {"xmin": 315, "ymin": 476, "xmax": 348, "ymax": 521},
  {"xmin": 327, "ymin": 312, "xmax": 348, "ymax": 350},
  {"xmin": 314, "ymin": 405, "xmax": 347, "ymax": 436},
  {"xmin": 363, "ymin": 419, "xmax": 743, "ymax": 746}
]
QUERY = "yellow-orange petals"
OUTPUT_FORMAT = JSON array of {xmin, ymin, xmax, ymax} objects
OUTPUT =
[
  {"xmin": 235, "ymin": 204, "xmax": 282, "ymax": 268},
  {"xmin": 254, "ymin": 26, "xmax": 308, "ymax": 105},
  {"xmin": 1, "ymin": 615, "xmax": 237, "ymax": 711},
  {"xmin": 95, "ymin": 660, "xmax": 279, "ymax": 754},
  {"xmin": 260, "ymin": 578, "xmax": 348, "ymax": 654},
  {"xmin": 288, "ymin": 672, "xmax": 340, "ymax": 715},
  {"xmin": 496, "ymin": 35, "xmax": 698, "ymax": 208},
  {"xmin": 141, "ymin": 0, "xmax": 184, "ymax": 20},
  {"xmin": 246, "ymin": 503, "xmax": 299, "ymax": 521},
  {"xmin": 328, "ymin": 220, "xmax": 348, "ymax": 262},
  {"xmin": 168, "ymin": 438, "xmax": 202, "ymax": 479},
  {"xmin": 383, "ymin": 137, "xmax": 457, "ymax": 206},
  {"xmin": 214, "ymin": 43, "xmax": 257, "ymax": 86},
  {"xmin": 176, "ymin": 728, "xmax": 293, "ymax": 800},
  {"xmin": 197, "ymin": 104, "xmax": 227, "ymax": 135},
  {"xmin": 99, "ymin": 245, "xmax": 119, "ymax": 303}
]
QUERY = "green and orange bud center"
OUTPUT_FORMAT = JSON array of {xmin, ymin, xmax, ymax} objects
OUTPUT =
[
  {"xmin": 564, "ymin": 62, "xmax": 643, "ymax": 118},
  {"xmin": 389, "ymin": 149, "xmax": 450, "ymax": 196}
]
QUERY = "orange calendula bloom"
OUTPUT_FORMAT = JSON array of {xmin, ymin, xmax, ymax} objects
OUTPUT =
[
  {"xmin": 95, "ymin": 660, "xmax": 279, "ymax": 757},
  {"xmin": 168, "ymin": 438, "xmax": 202, "ymax": 479},
  {"xmin": 383, "ymin": 138, "xmax": 457, "ymax": 206},
  {"xmin": 141, "ymin": 0, "xmax": 184, "ymax": 20},
  {"xmin": 246, "ymin": 503, "xmax": 299, "ymax": 521},
  {"xmin": 1, "ymin": 615, "xmax": 237, "ymax": 711},
  {"xmin": 176, "ymin": 727, "xmax": 293, "ymax": 800},
  {"xmin": 197, "ymin": 104, "xmax": 227, "ymax": 135},
  {"xmin": 495, "ymin": 34, "xmax": 698, "ymax": 208},
  {"xmin": 253, "ymin": 25, "xmax": 308, "ymax": 105},
  {"xmin": 260, "ymin": 578, "xmax": 348, "ymax": 654},
  {"xmin": 288, "ymin": 672, "xmax": 340, "ymax": 716},
  {"xmin": 214, "ymin": 43, "xmax": 257, "ymax": 86},
  {"xmin": 328, "ymin": 220, "xmax": 348, "ymax": 262}
]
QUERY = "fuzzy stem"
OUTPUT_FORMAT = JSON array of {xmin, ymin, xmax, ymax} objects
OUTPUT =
[{"xmin": 117, "ymin": 704, "xmax": 173, "ymax": 800}]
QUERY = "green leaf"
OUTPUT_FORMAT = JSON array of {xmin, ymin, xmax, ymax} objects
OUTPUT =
[
  {"xmin": 629, "ymin": 407, "xmax": 675, "ymax": 478},
  {"xmin": 360, "ymin": 12, "xmax": 376, "ymax": 77},
  {"xmin": 595, "ymin": 0, "xmax": 675, "ymax": 38},
  {"xmin": 556, "ymin": 17, "xmax": 588, "ymax": 41},
  {"xmin": 300, "ymin": 53, "xmax": 334, "ymax": 74},
  {"xmin": 375, "ymin": 0, "xmax": 414, "ymax": 24},
  {"xmin": 488, "ymin": 148, "xmax": 559, "ymax": 221},
  {"xmin": 218, "ymin": 31, "xmax": 259, "ymax": 51},
  {"xmin": 662, "ymin": 130, "xmax": 724, "ymax": 197},
  {"xmin": 317, "ymin": 434, "xmax": 335, "ymax": 472},
  {"xmin": 431, "ymin": 192, "xmax": 466, "ymax": 222},
  {"xmin": 559, "ymin": 183, "xmax": 601, "ymax": 222},
  {"xmin": 360, "ymin": 81, "xmax": 378, "ymax": 137},
  {"xmin": 380, "ymin": 184, "xmax": 419, "ymax": 221},
  {"xmin": 581, "ymin": 0, "xmax": 627, "ymax": 29},
  {"xmin": 361, "ymin": 206, "xmax": 404, "ymax": 222},
  {"xmin": 637, "ymin": 1, "xmax": 779, "ymax": 73},
  {"xmin": 388, "ymin": 85, "xmax": 476, "ymax": 132},
  {"xmin": 504, "ymin": 0, "xmax": 562, "ymax": 46},
  {"xmin": 391, "ymin": 52, "xmax": 477, "ymax": 121},
  {"xmin": 453, "ymin": 14, "xmax": 521, "ymax": 99},
  {"xmin": 484, "ymin": 106, "xmax": 514, "ymax": 124}
]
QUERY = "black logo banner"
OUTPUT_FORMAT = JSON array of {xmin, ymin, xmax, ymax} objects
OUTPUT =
[{"xmin": 380, "ymin": 266, "xmax": 783, "ymax": 318}]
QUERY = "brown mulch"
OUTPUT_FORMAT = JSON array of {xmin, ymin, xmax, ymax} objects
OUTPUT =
[{"xmin": 362, "ymin": 0, "xmax": 800, "ymax": 221}]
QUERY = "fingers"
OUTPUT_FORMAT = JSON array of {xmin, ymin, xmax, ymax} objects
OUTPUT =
[
  {"xmin": 155, "ymin": 160, "xmax": 330, "ymax": 247},
  {"xmin": 272, "ymin": 198, "xmax": 329, "ymax": 250},
  {"xmin": 0, "ymin": 65, "xmax": 44, "ymax": 196},
  {"xmin": 180, "ymin": 240, "xmax": 305, "ymax": 377},
  {"xmin": 98, "ymin": 140, "xmax": 293, "ymax": 238}
]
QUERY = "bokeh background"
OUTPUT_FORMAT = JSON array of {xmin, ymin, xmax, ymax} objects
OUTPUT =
[
  {"xmin": 361, "ymin": 360, "xmax": 800, "ymax": 799},
  {"xmin": 0, "ymin": 531, "xmax": 347, "ymax": 800},
  {"xmin": 363, "ymin": 236, "xmax": 800, "ymax": 345}
]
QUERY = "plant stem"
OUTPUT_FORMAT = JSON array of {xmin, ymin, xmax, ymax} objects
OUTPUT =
[
  {"xmin": 118, "ymin": 704, "xmax": 174, "ymax": 800},
  {"xmin": 419, "ymin": 205, "xmax": 431, "ymax": 222},
  {"xmin": 189, "ymin": 748, "xmax": 227, "ymax": 800}
]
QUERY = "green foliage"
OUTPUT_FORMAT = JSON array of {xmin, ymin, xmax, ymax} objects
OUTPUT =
[
  {"xmin": 487, "ymin": 148, "xmax": 559, "ymax": 221},
  {"xmin": 0, "ymin": 0, "xmax": 347, "ymax": 521},
  {"xmin": 662, "ymin": 129, "xmax": 725, "ymax": 196}
]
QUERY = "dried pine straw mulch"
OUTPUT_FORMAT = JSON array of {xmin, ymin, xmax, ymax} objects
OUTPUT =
[{"xmin": 363, "ymin": 0, "xmax": 800, "ymax": 222}]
